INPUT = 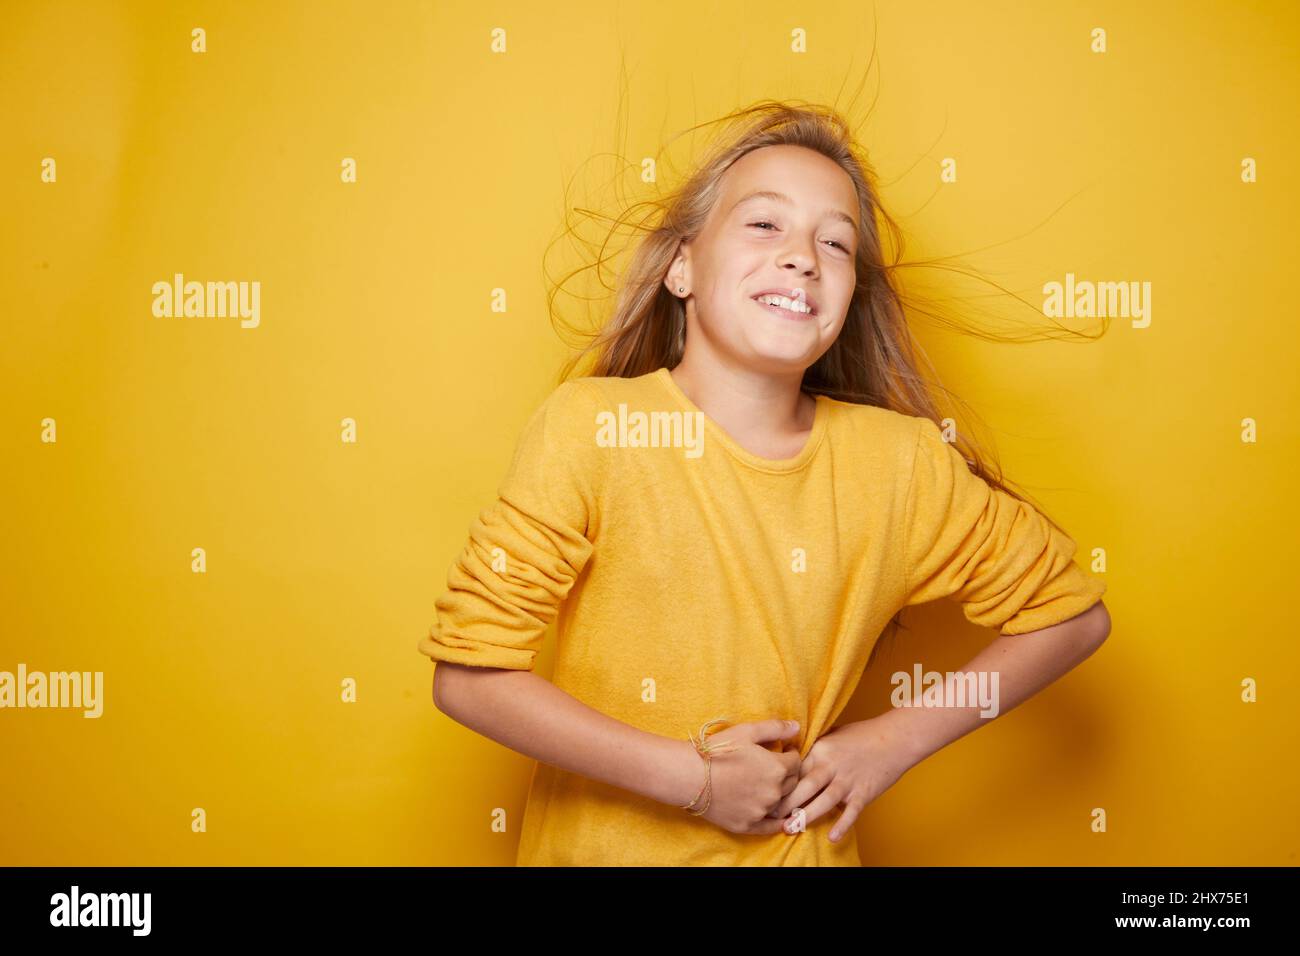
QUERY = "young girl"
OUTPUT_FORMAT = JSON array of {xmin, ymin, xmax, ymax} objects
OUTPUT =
[{"xmin": 418, "ymin": 103, "xmax": 1111, "ymax": 867}]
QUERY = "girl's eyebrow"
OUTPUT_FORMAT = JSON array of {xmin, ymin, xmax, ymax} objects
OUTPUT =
[{"xmin": 730, "ymin": 189, "xmax": 858, "ymax": 229}]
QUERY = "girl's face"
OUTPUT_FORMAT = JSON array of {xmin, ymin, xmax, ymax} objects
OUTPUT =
[{"xmin": 667, "ymin": 144, "xmax": 860, "ymax": 376}]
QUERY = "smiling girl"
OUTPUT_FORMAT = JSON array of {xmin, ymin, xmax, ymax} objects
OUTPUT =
[{"xmin": 418, "ymin": 102, "xmax": 1111, "ymax": 866}]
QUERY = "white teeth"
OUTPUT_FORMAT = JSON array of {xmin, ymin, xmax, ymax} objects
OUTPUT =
[{"xmin": 755, "ymin": 294, "xmax": 812, "ymax": 314}]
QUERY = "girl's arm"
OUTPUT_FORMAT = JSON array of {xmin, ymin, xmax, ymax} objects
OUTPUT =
[
  {"xmin": 432, "ymin": 662, "xmax": 699, "ymax": 807},
  {"xmin": 774, "ymin": 416, "xmax": 1115, "ymax": 839},
  {"xmin": 772, "ymin": 601, "xmax": 1111, "ymax": 840},
  {"xmin": 882, "ymin": 599, "xmax": 1111, "ymax": 764},
  {"xmin": 432, "ymin": 663, "xmax": 803, "ymax": 834}
]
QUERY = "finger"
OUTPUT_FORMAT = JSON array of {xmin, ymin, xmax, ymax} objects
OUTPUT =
[
  {"xmin": 773, "ymin": 770, "xmax": 832, "ymax": 821},
  {"xmin": 780, "ymin": 768, "xmax": 800, "ymax": 797},
  {"xmin": 765, "ymin": 768, "xmax": 802, "ymax": 817},
  {"xmin": 745, "ymin": 815, "xmax": 790, "ymax": 836},
  {"xmin": 780, "ymin": 749, "xmax": 802, "ymax": 774},
  {"xmin": 783, "ymin": 784, "xmax": 842, "ymax": 834},
  {"xmin": 746, "ymin": 718, "xmax": 801, "ymax": 746},
  {"xmin": 796, "ymin": 749, "xmax": 819, "ymax": 778},
  {"xmin": 770, "ymin": 773, "xmax": 817, "ymax": 818},
  {"xmin": 828, "ymin": 798, "xmax": 864, "ymax": 843}
]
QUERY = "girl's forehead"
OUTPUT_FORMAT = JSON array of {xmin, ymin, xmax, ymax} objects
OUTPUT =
[{"xmin": 719, "ymin": 149, "xmax": 858, "ymax": 216}]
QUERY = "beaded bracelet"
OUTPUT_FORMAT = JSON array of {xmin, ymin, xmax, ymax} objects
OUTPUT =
[{"xmin": 680, "ymin": 716, "xmax": 740, "ymax": 816}]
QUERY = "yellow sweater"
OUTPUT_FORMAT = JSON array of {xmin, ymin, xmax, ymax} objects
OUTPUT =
[{"xmin": 417, "ymin": 366, "xmax": 1107, "ymax": 866}]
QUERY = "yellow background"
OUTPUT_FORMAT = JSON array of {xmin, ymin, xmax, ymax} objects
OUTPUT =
[{"xmin": 2, "ymin": 0, "xmax": 1296, "ymax": 865}]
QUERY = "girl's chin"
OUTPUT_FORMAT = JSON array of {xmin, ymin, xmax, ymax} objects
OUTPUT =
[
  {"xmin": 742, "ymin": 324, "xmax": 821, "ymax": 350},
  {"xmin": 735, "ymin": 338, "xmax": 822, "ymax": 369}
]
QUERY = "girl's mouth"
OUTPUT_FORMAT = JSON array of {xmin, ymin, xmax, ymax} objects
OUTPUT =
[{"xmin": 751, "ymin": 295, "xmax": 817, "ymax": 320}]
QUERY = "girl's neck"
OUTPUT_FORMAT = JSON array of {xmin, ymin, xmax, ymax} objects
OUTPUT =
[{"xmin": 668, "ymin": 354, "xmax": 816, "ymax": 459}]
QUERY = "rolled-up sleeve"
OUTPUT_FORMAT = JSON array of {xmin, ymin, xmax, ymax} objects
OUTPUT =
[
  {"xmin": 902, "ymin": 416, "xmax": 1106, "ymax": 635},
  {"xmin": 417, "ymin": 379, "xmax": 609, "ymax": 670}
]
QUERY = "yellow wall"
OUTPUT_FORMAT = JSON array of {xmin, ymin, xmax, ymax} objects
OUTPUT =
[{"xmin": 2, "ymin": 0, "xmax": 1296, "ymax": 865}]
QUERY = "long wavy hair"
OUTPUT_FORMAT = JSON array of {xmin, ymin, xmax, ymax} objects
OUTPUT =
[{"xmin": 545, "ymin": 98, "xmax": 1103, "ymax": 659}]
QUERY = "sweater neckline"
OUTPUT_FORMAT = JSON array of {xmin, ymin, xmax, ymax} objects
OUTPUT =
[{"xmin": 652, "ymin": 366, "xmax": 829, "ymax": 474}]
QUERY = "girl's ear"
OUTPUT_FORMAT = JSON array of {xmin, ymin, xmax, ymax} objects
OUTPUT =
[{"xmin": 664, "ymin": 249, "xmax": 690, "ymax": 297}]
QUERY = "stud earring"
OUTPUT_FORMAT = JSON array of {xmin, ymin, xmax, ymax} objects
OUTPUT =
[{"xmin": 678, "ymin": 286, "xmax": 685, "ymax": 293}]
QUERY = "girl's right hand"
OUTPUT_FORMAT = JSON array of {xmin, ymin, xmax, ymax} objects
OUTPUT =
[{"xmin": 678, "ymin": 719, "xmax": 802, "ymax": 835}]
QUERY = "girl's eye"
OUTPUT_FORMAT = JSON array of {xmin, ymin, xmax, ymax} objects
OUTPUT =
[{"xmin": 749, "ymin": 221, "xmax": 852, "ymax": 253}]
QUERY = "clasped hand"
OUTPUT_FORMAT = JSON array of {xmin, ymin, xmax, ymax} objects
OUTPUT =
[{"xmin": 771, "ymin": 716, "xmax": 916, "ymax": 843}]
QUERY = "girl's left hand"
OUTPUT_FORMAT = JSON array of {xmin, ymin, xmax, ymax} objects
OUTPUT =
[{"xmin": 770, "ymin": 716, "xmax": 917, "ymax": 843}]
